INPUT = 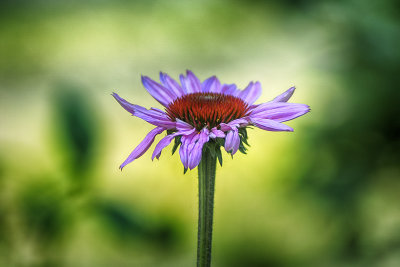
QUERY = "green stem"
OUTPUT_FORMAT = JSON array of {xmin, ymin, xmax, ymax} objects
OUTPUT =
[{"xmin": 197, "ymin": 149, "xmax": 217, "ymax": 267}]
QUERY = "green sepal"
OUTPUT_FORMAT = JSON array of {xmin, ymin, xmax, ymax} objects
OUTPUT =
[
  {"xmin": 216, "ymin": 145, "xmax": 223, "ymax": 167},
  {"xmin": 238, "ymin": 127, "xmax": 250, "ymax": 146},
  {"xmin": 215, "ymin": 138, "xmax": 225, "ymax": 147},
  {"xmin": 238, "ymin": 127, "xmax": 251, "ymax": 154},
  {"xmin": 172, "ymin": 136, "xmax": 182, "ymax": 155},
  {"xmin": 238, "ymin": 127, "xmax": 248, "ymax": 138},
  {"xmin": 238, "ymin": 141, "xmax": 247, "ymax": 154},
  {"xmin": 241, "ymin": 135, "xmax": 250, "ymax": 146},
  {"xmin": 183, "ymin": 167, "xmax": 188, "ymax": 174}
]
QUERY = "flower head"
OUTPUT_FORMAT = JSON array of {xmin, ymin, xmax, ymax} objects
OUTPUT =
[{"xmin": 113, "ymin": 70, "xmax": 310, "ymax": 171}]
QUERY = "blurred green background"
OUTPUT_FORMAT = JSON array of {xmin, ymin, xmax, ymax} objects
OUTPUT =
[{"xmin": 1, "ymin": 0, "xmax": 399, "ymax": 266}]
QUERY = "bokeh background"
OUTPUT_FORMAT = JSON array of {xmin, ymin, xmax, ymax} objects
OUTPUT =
[{"xmin": 1, "ymin": 0, "xmax": 400, "ymax": 266}]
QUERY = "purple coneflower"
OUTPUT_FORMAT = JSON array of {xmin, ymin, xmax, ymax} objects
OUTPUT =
[
  {"xmin": 113, "ymin": 70, "xmax": 309, "ymax": 171},
  {"xmin": 113, "ymin": 70, "xmax": 309, "ymax": 267}
]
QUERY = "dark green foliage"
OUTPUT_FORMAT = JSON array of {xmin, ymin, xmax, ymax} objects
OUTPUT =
[
  {"xmin": 18, "ymin": 178, "xmax": 70, "ymax": 246},
  {"xmin": 52, "ymin": 83, "xmax": 98, "ymax": 176},
  {"xmin": 94, "ymin": 201, "xmax": 180, "ymax": 248}
]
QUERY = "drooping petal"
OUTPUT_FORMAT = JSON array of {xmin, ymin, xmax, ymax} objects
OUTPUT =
[
  {"xmin": 250, "ymin": 117, "xmax": 293, "ymax": 132},
  {"xmin": 224, "ymin": 128, "xmax": 240, "ymax": 155},
  {"xmin": 141, "ymin": 76, "xmax": 176, "ymax": 106},
  {"xmin": 249, "ymin": 102, "xmax": 310, "ymax": 122},
  {"xmin": 159, "ymin": 72, "xmax": 184, "ymax": 98},
  {"xmin": 179, "ymin": 132, "xmax": 197, "ymax": 169},
  {"xmin": 119, "ymin": 127, "xmax": 165, "ymax": 170},
  {"xmin": 219, "ymin": 118, "xmax": 249, "ymax": 131},
  {"xmin": 202, "ymin": 76, "xmax": 221, "ymax": 93},
  {"xmin": 152, "ymin": 123, "xmax": 196, "ymax": 160},
  {"xmin": 150, "ymin": 107, "xmax": 167, "ymax": 115},
  {"xmin": 209, "ymin": 127, "xmax": 225, "ymax": 139},
  {"xmin": 112, "ymin": 92, "xmax": 137, "ymax": 115},
  {"xmin": 238, "ymin": 81, "xmax": 262, "ymax": 105},
  {"xmin": 152, "ymin": 134, "xmax": 176, "ymax": 160},
  {"xmin": 180, "ymin": 70, "xmax": 201, "ymax": 94},
  {"xmin": 176, "ymin": 119, "xmax": 195, "ymax": 132},
  {"xmin": 271, "ymin": 86, "xmax": 295, "ymax": 102},
  {"xmin": 228, "ymin": 118, "xmax": 249, "ymax": 127},
  {"xmin": 112, "ymin": 93, "xmax": 175, "ymax": 129},
  {"xmin": 178, "ymin": 129, "xmax": 210, "ymax": 170},
  {"xmin": 188, "ymin": 129, "xmax": 210, "ymax": 169}
]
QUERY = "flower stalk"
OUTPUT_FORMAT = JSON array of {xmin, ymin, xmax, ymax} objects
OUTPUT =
[
  {"xmin": 112, "ymin": 70, "xmax": 310, "ymax": 265},
  {"xmin": 197, "ymin": 148, "xmax": 217, "ymax": 267}
]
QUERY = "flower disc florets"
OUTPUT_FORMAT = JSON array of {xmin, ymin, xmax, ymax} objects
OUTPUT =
[{"xmin": 166, "ymin": 93, "xmax": 249, "ymax": 131}]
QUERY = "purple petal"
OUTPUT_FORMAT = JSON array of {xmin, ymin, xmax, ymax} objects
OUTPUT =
[
  {"xmin": 179, "ymin": 145, "xmax": 189, "ymax": 169},
  {"xmin": 249, "ymin": 102, "xmax": 291, "ymax": 115},
  {"xmin": 228, "ymin": 118, "xmax": 250, "ymax": 127},
  {"xmin": 159, "ymin": 72, "xmax": 184, "ymax": 98},
  {"xmin": 152, "ymin": 134, "xmax": 176, "ymax": 160},
  {"xmin": 112, "ymin": 92, "xmax": 137, "ymax": 115},
  {"xmin": 209, "ymin": 127, "xmax": 225, "ymax": 139},
  {"xmin": 152, "ymin": 120, "xmax": 196, "ymax": 160},
  {"xmin": 250, "ymin": 117, "xmax": 293, "ymax": 132},
  {"xmin": 202, "ymin": 76, "xmax": 221, "ymax": 93},
  {"xmin": 150, "ymin": 107, "xmax": 170, "ymax": 117},
  {"xmin": 219, "ymin": 118, "xmax": 249, "ymax": 131},
  {"xmin": 224, "ymin": 128, "xmax": 240, "ymax": 155},
  {"xmin": 180, "ymin": 70, "xmax": 201, "ymax": 94},
  {"xmin": 179, "ymin": 132, "xmax": 197, "ymax": 169},
  {"xmin": 221, "ymin": 84, "xmax": 239, "ymax": 95},
  {"xmin": 188, "ymin": 129, "xmax": 210, "ymax": 169},
  {"xmin": 249, "ymin": 102, "xmax": 310, "ymax": 122},
  {"xmin": 141, "ymin": 76, "xmax": 176, "ymax": 106},
  {"xmin": 178, "ymin": 129, "xmax": 210, "ymax": 170},
  {"xmin": 120, "ymin": 127, "xmax": 165, "ymax": 170},
  {"xmin": 272, "ymin": 87, "xmax": 295, "ymax": 102},
  {"xmin": 176, "ymin": 119, "xmax": 194, "ymax": 132},
  {"xmin": 188, "ymin": 142, "xmax": 203, "ymax": 169},
  {"xmin": 238, "ymin": 81, "xmax": 262, "ymax": 105},
  {"xmin": 112, "ymin": 93, "xmax": 175, "ymax": 129}
]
